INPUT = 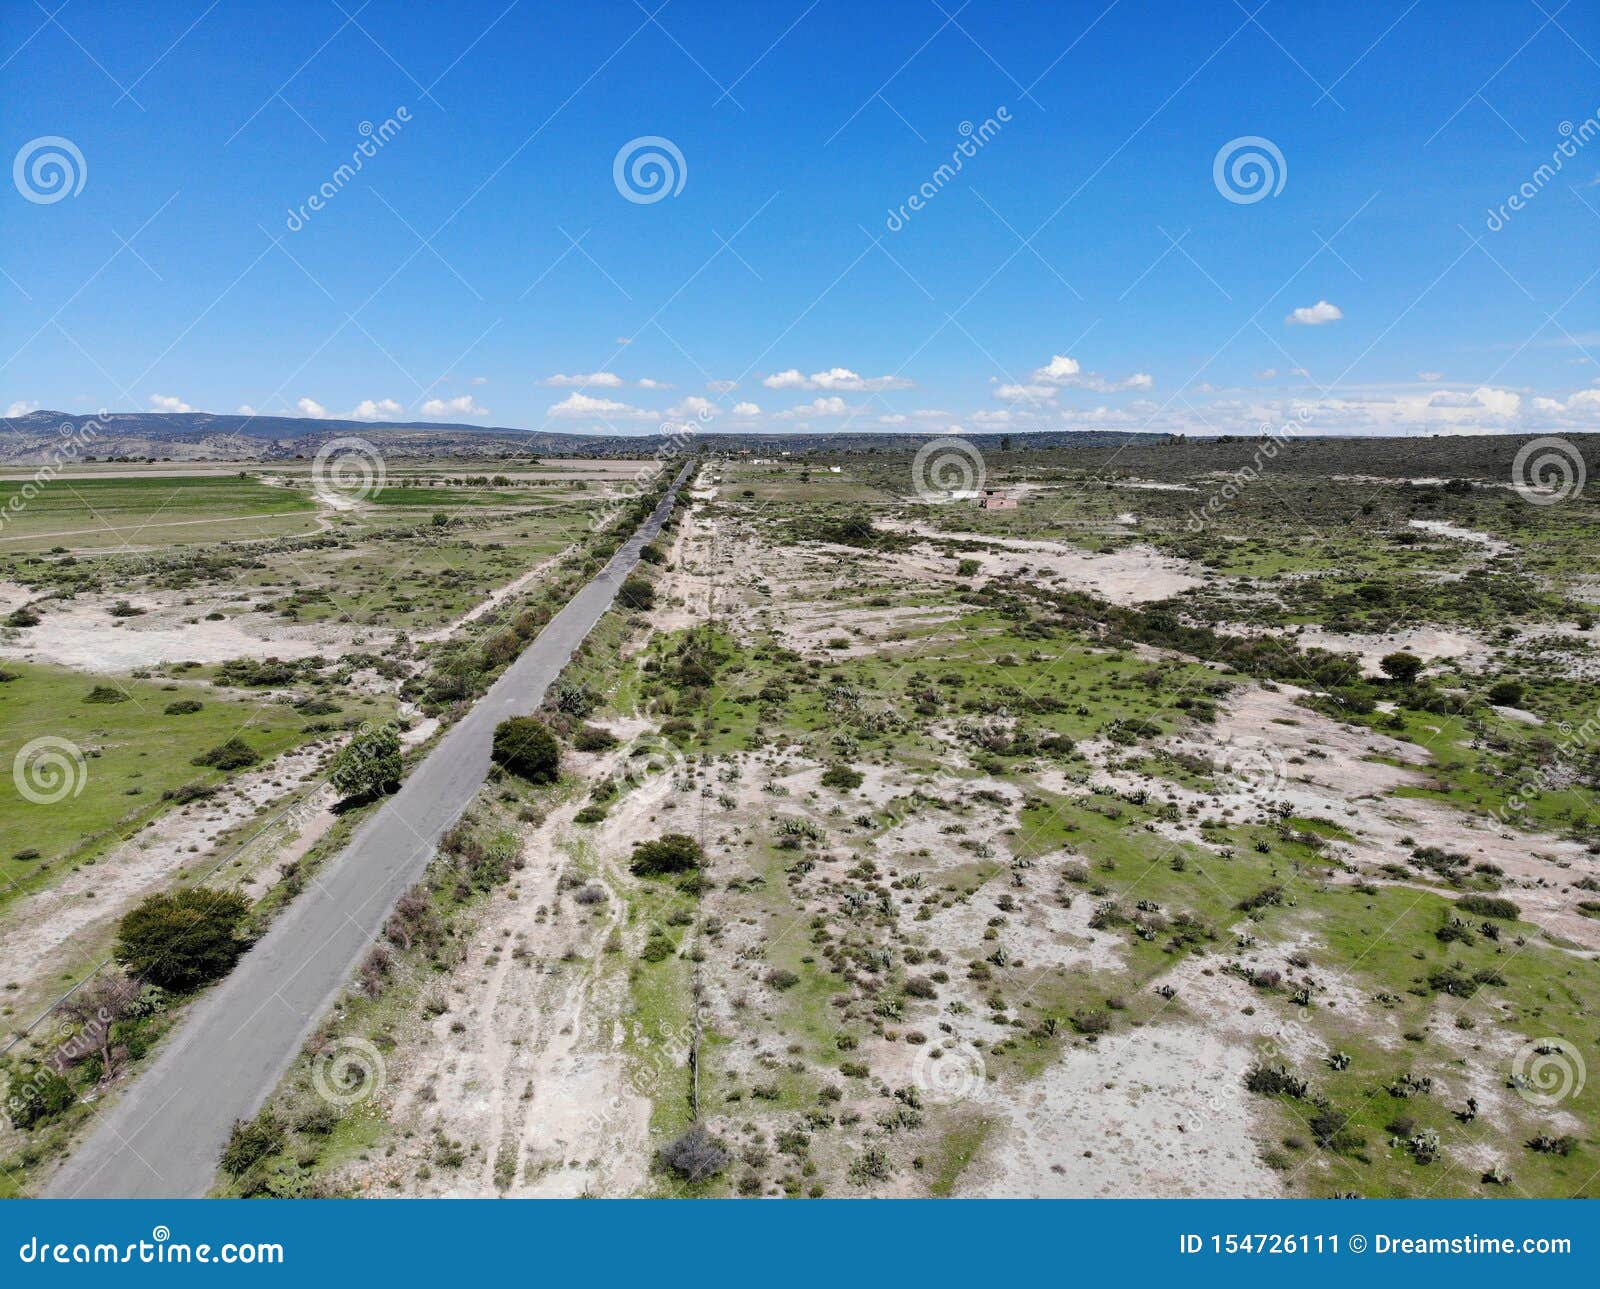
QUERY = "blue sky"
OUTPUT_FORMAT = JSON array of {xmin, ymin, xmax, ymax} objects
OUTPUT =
[{"xmin": 3, "ymin": 0, "xmax": 1599, "ymax": 436}]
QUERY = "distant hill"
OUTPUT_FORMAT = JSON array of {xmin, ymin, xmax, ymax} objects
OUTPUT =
[
  {"xmin": 0, "ymin": 409, "xmax": 1167, "ymax": 465},
  {"xmin": 8, "ymin": 411, "xmax": 1584, "ymax": 479}
]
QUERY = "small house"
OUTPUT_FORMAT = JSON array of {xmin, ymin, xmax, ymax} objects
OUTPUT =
[{"xmin": 978, "ymin": 488, "xmax": 1017, "ymax": 510}]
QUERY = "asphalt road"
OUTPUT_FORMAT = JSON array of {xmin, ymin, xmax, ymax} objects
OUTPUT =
[{"xmin": 46, "ymin": 464, "xmax": 691, "ymax": 1198}]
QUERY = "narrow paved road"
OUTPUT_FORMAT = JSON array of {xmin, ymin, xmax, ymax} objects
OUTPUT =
[{"xmin": 47, "ymin": 465, "xmax": 692, "ymax": 1198}]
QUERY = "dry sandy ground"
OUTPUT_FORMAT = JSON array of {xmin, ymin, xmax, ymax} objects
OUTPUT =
[
  {"xmin": 1408, "ymin": 519, "xmax": 1513, "ymax": 557},
  {"xmin": 1289, "ymin": 625, "xmax": 1491, "ymax": 676},
  {"xmin": 0, "ymin": 582, "xmax": 369, "ymax": 670},
  {"xmin": 881, "ymin": 520, "xmax": 1203, "ymax": 604},
  {"xmin": 969, "ymin": 1018, "xmax": 1286, "ymax": 1197},
  {"xmin": 333, "ymin": 734, "xmax": 661, "ymax": 1198}
]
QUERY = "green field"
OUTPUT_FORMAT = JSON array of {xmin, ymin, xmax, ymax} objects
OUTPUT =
[
  {"xmin": 0, "ymin": 663, "xmax": 392, "ymax": 910},
  {"xmin": 0, "ymin": 475, "xmax": 320, "ymax": 552}
]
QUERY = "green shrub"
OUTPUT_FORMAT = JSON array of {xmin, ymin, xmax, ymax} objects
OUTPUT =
[
  {"xmin": 640, "ymin": 930, "xmax": 675, "ymax": 962},
  {"xmin": 629, "ymin": 833, "xmax": 703, "ymax": 876},
  {"xmin": 820, "ymin": 764, "xmax": 864, "ymax": 791},
  {"xmin": 491, "ymin": 717, "xmax": 560, "ymax": 783},
  {"xmin": 83, "ymin": 684, "xmax": 130, "ymax": 704},
  {"xmin": 1456, "ymin": 893, "xmax": 1520, "ymax": 920},
  {"xmin": 114, "ymin": 887, "xmax": 251, "ymax": 992},
  {"xmin": 163, "ymin": 699, "xmax": 204, "ymax": 715},
  {"xmin": 329, "ymin": 723, "xmax": 402, "ymax": 801},
  {"xmin": 192, "ymin": 737, "xmax": 260, "ymax": 771},
  {"xmin": 572, "ymin": 724, "xmax": 618, "ymax": 752},
  {"xmin": 1244, "ymin": 1063, "xmax": 1309, "ymax": 1098},
  {"xmin": 618, "ymin": 574, "xmax": 656, "ymax": 610},
  {"xmin": 220, "ymin": 1111, "xmax": 284, "ymax": 1176},
  {"xmin": 5, "ymin": 1066, "xmax": 75, "ymax": 1130},
  {"xmin": 1487, "ymin": 679, "xmax": 1524, "ymax": 706}
]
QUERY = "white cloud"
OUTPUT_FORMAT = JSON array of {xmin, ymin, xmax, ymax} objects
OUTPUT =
[
  {"xmin": 636, "ymin": 378, "xmax": 674, "ymax": 390},
  {"xmin": 1255, "ymin": 369, "xmax": 1278, "ymax": 380},
  {"xmin": 731, "ymin": 401, "xmax": 761, "ymax": 416},
  {"xmin": 235, "ymin": 404, "xmax": 257, "ymax": 416},
  {"xmin": 469, "ymin": 376, "xmax": 489, "ymax": 385},
  {"xmin": 996, "ymin": 355, "xmax": 1152, "ymax": 401},
  {"xmin": 1286, "ymin": 299, "xmax": 1343, "ymax": 326},
  {"xmin": 5, "ymin": 400, "xmax": 39, "ymax": 417},
  {"xmin": 421, "ymin": 395, "xmax": 488, "ymax": 417},
  {"xmin": 544, "ymin": 372, "xmax": 624, "ymax": 388},
  {"xmin": 762, "ymin": 367, "xmax": 912, "ymax": 392},
  {"xmin": 1036, "ymin": 355, "xmax": 1081, "ymax": 382},
  {"xmin": 351, "ymin": 398, "xmax": 404, "ymax": 421},
  {"xmin": 707, "ymin": 379, "xmax": 738, "ymax": 393},
  {"xmin": 296, "ymin": 397, "xmax": 329, "ymax": 418},
  {"xmin": 774, "ymin": 396, "xmax": 850, "ymax": 419},
  {"xmin": 546, "ymin": 392, "xmax": 651, "ymax": 420},
  {"xmin": 994, "ymin": 382, "xmax": 1058, "ymax": 403},
  {"xmin": 150, "ymin": 394, "xmax": 193, "ymax": 413},
  {"xmin": 667, "ymin": 395, "xmax": 718, "ymax": 419},
  {"xmin": 1417, "ymin": 370, "xmax": 1443, "ymax": 382}
]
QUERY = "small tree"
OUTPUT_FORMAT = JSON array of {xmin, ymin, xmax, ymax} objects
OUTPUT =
[
  {"xmin": 329, "ymin": 723, "xmax": 402, "ymax": 801},
  {"xmin": 491, "ymin": 716, "xmax": 560, "ymax": 783},
  {"xmin": 1487, "ymin": 679, "xmax": 1524, "ymax": 706},
  {"xmin": 629, "ymin": 833, "xmax": 703, "ymax": 876},
  {"xmin": 59, "ymin": 973, "xmax": 142, "ymax": 1083},
  {"xmin": 114, "ymin": 888, "xmax": 251, "ymax": 992},
  {"xmin": 1379, "ymin": 651, "xmax": 1424, "ymax": 684}
]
